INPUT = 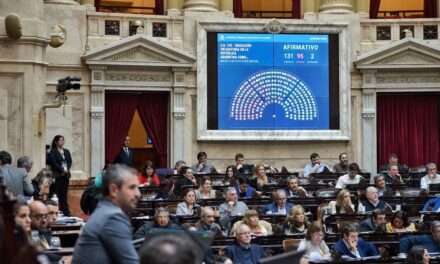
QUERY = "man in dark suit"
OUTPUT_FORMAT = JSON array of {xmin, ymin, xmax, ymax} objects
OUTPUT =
[
  {"xmin": 114, "ymin": 136, "xmax": 134, "ymax": 167},
  {"xmin": 0, "ymin": 150, "xmax": 34, "ymax": 198},
  {"xmin": 72, "ymin": 164, "xmax": 141, "ymax": 264},
  {"xmin": 225, "ymin": 223, "xmax": 266, "ymax": 264},
  {"xmin": 263, "ymin": 189, "xmax": 293, "ymax": 215},
  {"xmin": 334, "ymin": 223, "xmax": 379, "ymax": 259}
]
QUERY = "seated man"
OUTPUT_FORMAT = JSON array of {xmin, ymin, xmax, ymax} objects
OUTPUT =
[
  {"xmin": 235, "ymin": 176, "xmax": 257, "ymax": 199},
  {"xmin": 382, "ymin": 164, "xmax": 404, "ymax": 184},
  {"xmin": 360, "ymin": 187, "xmax": 392, "ymax": 212},
  {"xmin": 194, "ymin": 207, "xmax": 224, "ymax": 237},
  {"xmin": 234, "ymin": 153, "xmax": 254, "ymax": 174},
  {"xmin": 303, "ymin": 153, "xmax": 330, "ymax": 177},
  {"xmin": 334, "ymin": 223, "xmax": 379, "ymax": 259},
  {"xmin": 30, "ymin": 200, "xmax": 53, "ymax": 249},
  {"xmin": 400, "ymin": 221, "xmax": 440, "ymax": 254},
  {"xmin": 373, "ymin": 175, "xmax": 394, "ymax": 197},
  {"xmin": 191, "ymin": 151, "xmax": 216, "ymax": 174},
  {"xmin": 45, "ymin": 200, "xmax": 59, "ymax": 228},
  {"xmin": 173, "ymin": 166, "xmax": 198, "ymax": 198},
  {"xmin": 134, "ymin": 207, "xmax": 180, "ymax": 239},
  {"xmin": 359, "ymin": 209, "xmax": 387, "ymax": 232},
  {"xmin": 225, "ymin": 224, "xmax": 266, "ymax": 264},
  {"xmin": 336, "ymin": 163, "xmax": 365, "ymax": 189},
  {"xmin": 333, "ymin": 152, "xmax": 349, "ymax": 174},
  {"xmin": 422, "ymin": 196, "xmax": 440, "ymax": 212},
  {"xmin": 421, "ymin": 163, "xmax": 440, "ymax": 192},
  {"xmin": 379, "ymin": 153, "xmax": 408, "ymax": 174},
  {"xmin": 219, "ymin": 187, "xmax": 249, "ymax": 218},
  {"xmin": 285, "ymin": 176, "xmax": 308, "ymax": 198},
  {"xmin": 263, "ymin": 189, "xmax": 293, "ymax": 215}
]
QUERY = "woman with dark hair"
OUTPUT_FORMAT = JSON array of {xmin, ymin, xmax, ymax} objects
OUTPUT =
[
  {"xmin": 138, "ymin": 160, "xmax": 160, "ymax": 187},
  {"xmin": 408, "ymin": 246, "xmax": 430, "ymax": 264},
  {"xmin": 224, "ymin": 165, "xmax": 238, "ymax": 186},
  {"xmin": 14, "ymin": 201, "xmax": 31, "ymax": 237},
  {"xmin": 297, "ymin": 221, "xmax": 331, "ymax": 262},
  {"xmin": 386, "ymin": 211, "xmax": 416, "ymax": 233},
  {"xmin": 47, "ymin": 135, "xmax": 72, "ymax": 216},
  {"xmin": 195, "ymin": 176, "xmax": 217, "ymax": 199}
]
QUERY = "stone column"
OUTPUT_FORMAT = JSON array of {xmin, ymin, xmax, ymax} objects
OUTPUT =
[
  {"xmin": 360, "ymin": 70, "xmax": 377, "ymax": 175},
  {"xmin": 320, "ymin": 0, "xmax": 353, "ymax": 13},
  {"xmin": 219, "ymin": 0, "xmax": 233, "ymax": 16},
  {"xmin": 302, "ymin": 0, "xmax": 316, "ymax": 14},
  {"xmin": 356, "ymin": 0, "xmax": 369, "ymax": 18},
  {"xmin": 183, "ymin": 0, "xmax": 218, "ymax": 12},
  {"xmin": 168, "ymin": 0, "xmax": 183, "ymax": 16},
  {"xmin": 44, "ymin": 0, "xmax": 79, "ymax": 5},
  {"xmin": 90, "ymin": 67, "xmax": 106, "ymax": 177},
  {"xmin": 171, "ymin": 68, "xmax": 187, "ymax": 165},
  {"xmin": 80, "ymin": 0, "xmax": 94, "ymax": 6}
]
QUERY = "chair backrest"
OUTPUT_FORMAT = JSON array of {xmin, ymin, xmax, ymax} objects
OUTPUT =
[{"xmin": 282, "ymin": 238, "xmax": 301, "ymax": 252}]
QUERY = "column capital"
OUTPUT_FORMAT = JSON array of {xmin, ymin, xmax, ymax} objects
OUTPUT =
[
  {"xmin": 183, "ymin": 0, "xmax": 218, "ymax": 12},
  {"xmin": 320, "ymin": 0, "xmax": 353, "ymax": 13}
]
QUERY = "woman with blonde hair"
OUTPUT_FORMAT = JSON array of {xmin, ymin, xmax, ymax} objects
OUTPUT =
[
  {"xmin": 249, "ymin": 163, "xmax": 269, "ymax": 190},
  {"xmin": 284, "ymin": 205, "xmax": 310, "ymax": 235},
  {"xmin": 327, "ymin": 189, "xmax": 355, "ymax": 214},
  {"xmin": 230, "ymin": 209, "xmax": 272, "ymax": 237}
]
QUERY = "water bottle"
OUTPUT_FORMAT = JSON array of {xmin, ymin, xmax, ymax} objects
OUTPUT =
[
  {"xmin": 51, "ymin": 194, "xmax": 59, "ymax": 203},
  {"xmin": 358, "ymin": 202, "xmax": 365, "ymax": 214}
]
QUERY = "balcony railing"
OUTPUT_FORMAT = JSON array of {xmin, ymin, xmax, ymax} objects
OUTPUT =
[
  {"xmin": 377, "ymin": 10, "xmax": 425, "ymax": 19},
  {"xmin": 239, "ymin": 10, "xmax": 294, "ymax": 19}
]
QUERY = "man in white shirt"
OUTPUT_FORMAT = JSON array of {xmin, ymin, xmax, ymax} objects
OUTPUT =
[
  {"xmin": 303, "ymin": 153, "xmax": 330, "ymax": 177},
  {"xmin": 336, "ymin": 163, "xmax": 364, "ymax": 189},
  {"xmin": 421, "ymin": 163, "xmax": 440, "ymax": 192}
]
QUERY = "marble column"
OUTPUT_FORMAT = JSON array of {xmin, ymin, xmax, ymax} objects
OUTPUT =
[
  {"xmin": 360, "ymin": 71, "xmax": 377, "ymax": 175},
  {"xmin": 80, "ymin": 0, "xmax": 94, "ymax": 6},
  {"xmin": 90, "ymin": 67, "xmax": 106, "ymax": 177},
  {"xmin": 356, "ymin": 0, "xmax": 369, "ymax": 18},
  {"xmin": 319, "ymin": 0, "xmax": 353, "ymax": 13},
  {"xmin": 167, "ymin": 0, "xmax": 183, "ymax": 16},
  {"xmin": 219, "ymin": 0, "xmax": 233, "ymax": 16},
  {"xmin": 183, "ymin": 0, "xmax": 218, "ymax": 12},
  {"xmin": 171, "ymin": 69, "xmax": 187, "ymax": 165},
  {"xmin": 44, "ymin": 0, "xmax": 79, "ymax": 5}
]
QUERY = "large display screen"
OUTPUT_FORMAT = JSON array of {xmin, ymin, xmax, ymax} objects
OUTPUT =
[{"xmin": 207, "ymin": 32, "xmax": 339, "ymax": 131}]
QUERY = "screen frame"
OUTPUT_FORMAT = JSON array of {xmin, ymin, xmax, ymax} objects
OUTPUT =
[{"xmin": 197, "ymin": 20, "xmax": 351, "ymax": 141}]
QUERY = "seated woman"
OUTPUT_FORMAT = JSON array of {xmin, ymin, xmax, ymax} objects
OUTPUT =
[
  {"xmin": 134, "ymin": 207, "xmax": 180, "ymax": 239},
  {"xmin": 327, "ymin": 189, "xmax": 356, "ymax": 214},
  {"xmin": 138, "ymin": 160, "xmax": 160, "ymax": 187},
  {"xmin": 195, "ymin": 177, "xmax": 217, "ymax": 200},
  {"xmin": 176, "ymin": 188, "xmax": 200, "ymax": 216},
  {"xmin": 297, "ymin": 222, "xmax": 331, "ymax": 263},
  {"xmin": 230, "ymin": 209, "xmax": 272, "ymax": 237},
  {"xmin": 249, "ymin": 163, "xmax": 270, "ymax": 190},
  {"xmin": 408, "ymin": 245, "xmax": 430, "ymax": 264},
  {"xmin": 386, "ymin": 211, "xmax": 416, "ymax": 233},
  {"xmin": 284, "ymin": 205, "xmax": 310, "ymax": 235},
  {"xmin": 32, "ymin": 168, "xmax": 53, "ymax": 202},
  {"xmin": 224, "ymin": 165, "xmax": 238, "ymax": 186},
  {"xmin": 14, "ymin": 201, "xmax": 31, "ymax": 238}
]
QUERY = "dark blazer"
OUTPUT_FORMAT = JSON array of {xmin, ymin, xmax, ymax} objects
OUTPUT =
[
  {"xmin": 362, "ymin": 199, "xmax": 392, "ymax": 212},
  {"xmin": 263, "ymin": 202, "xmax": 293, "ymax": 215},
  {"xmin": 225, "ymin": 243, "xmax": 266, "ymax": 264},
  {"xmin": 113, "ymin": 147, "xmax": 134, "ymax": 167},
  {"xmin": 399, "ymin": 234, "xmax": 440, "ymax": 254},
  {"xmin": 72, "ymin": 199, "xmax": 139, "ymax": 264},
  {"xmin": 133, "ymin": 221, "xmax": 181, "ymax": 240},
  {"xmin": 48, "ymin": 148, "xmax": 72, "ymax": 175},
  {"xmin": 333, "ymin": 238, "xmax": 379, "ymax": 258},
  {"xmin": 0, "ymin": 164, "xmax": 34, "ymax": 197}
]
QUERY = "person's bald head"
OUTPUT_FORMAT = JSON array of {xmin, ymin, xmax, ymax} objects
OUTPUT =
[
  {"xmin": 200, "ymin": 207, "xmax": 216, "ymax": 225},
  {"xmin": 30, "ymin": 201, "xmax": 48, "ymax": 230}
]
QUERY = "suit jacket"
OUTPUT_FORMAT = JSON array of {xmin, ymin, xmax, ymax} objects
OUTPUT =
[
  {"xmin": 48, "ymin": 148, "xmax": 72, "ymax": 175},
  {"xmin": 225, "ymin": 243, "xmax": 266, "ymax": 264},
  {"xmin": 113, "ymin": 147, "xmax": 134, "ymax": 167},
  {"xmin": 0, "ymin": 164, "xmax": 34, "ymax": 197},
  {"xmin": 399, "ymin": 234, "xmax": 440, "ymax": 254},
  {"xmin": 72, "ymin": 199, "xmax": 139, "ymax": 264},
  {"xmin": 333, "ymin": 238, "xmax": 379, "ymax": 258},
  {"xmin": 263, "ymin": 202, "xmax": 293, "ymax": 215}
]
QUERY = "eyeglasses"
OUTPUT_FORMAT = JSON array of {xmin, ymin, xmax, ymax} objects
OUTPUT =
[{"xmin": 32, "ymin": 214, "xmax": 48, "ymax": 220}]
